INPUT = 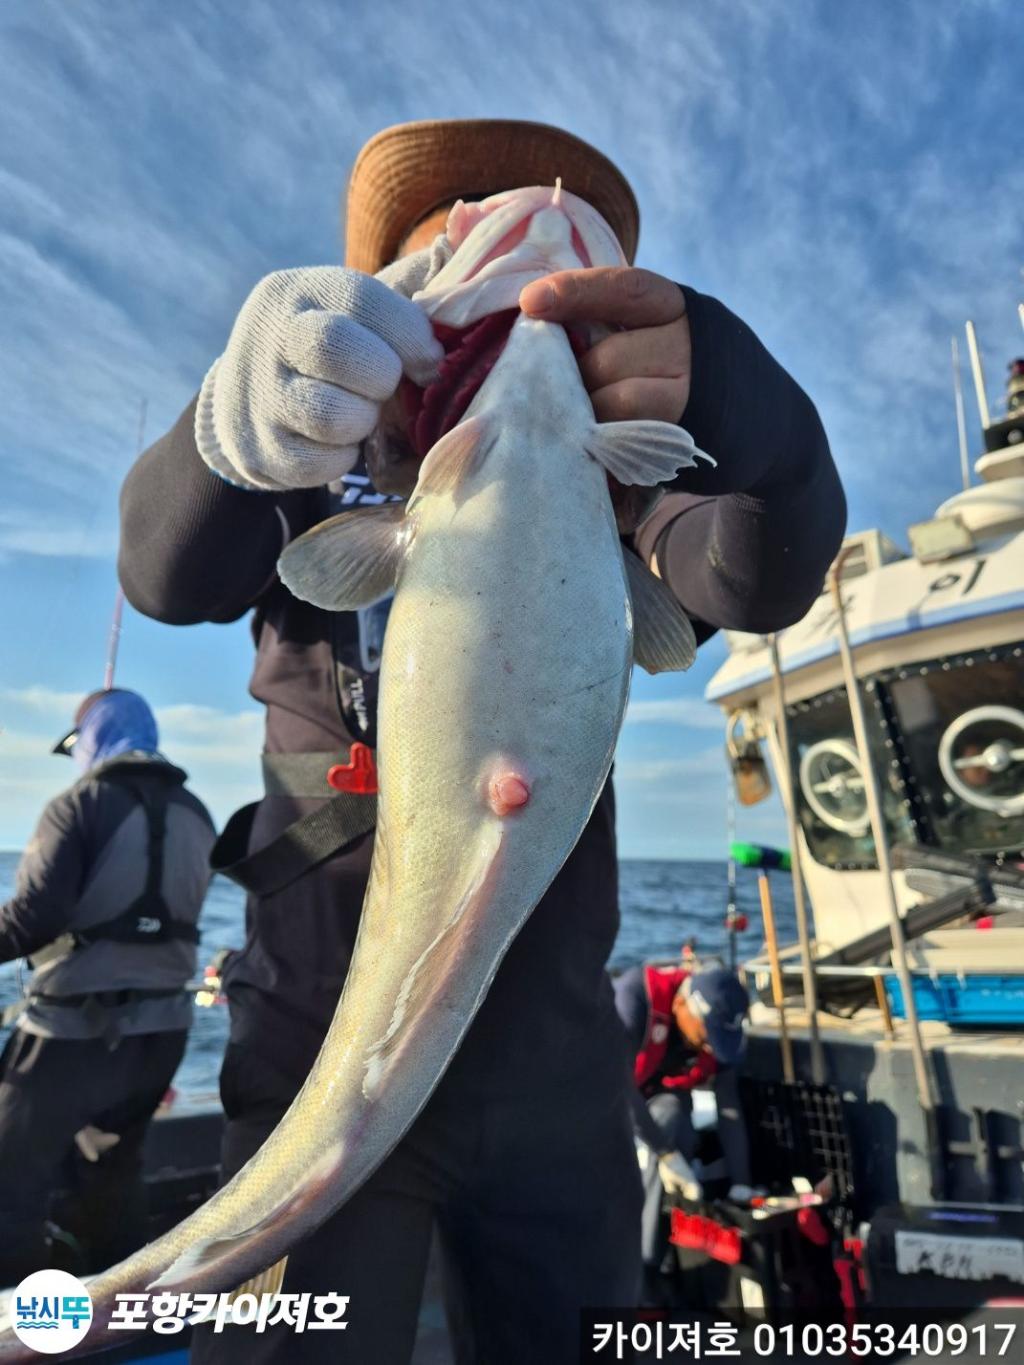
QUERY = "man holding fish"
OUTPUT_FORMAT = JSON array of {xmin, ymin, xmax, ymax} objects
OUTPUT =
[{"xmin": 110, "ymin": 120, "xmax": 845, "ymax": 1364}]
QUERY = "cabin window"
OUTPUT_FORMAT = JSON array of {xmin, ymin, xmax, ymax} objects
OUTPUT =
[
  {"xmin": 787, "ymin": 688, "xmax": 915, "ymax": 869},
  {"xmin": 886, "ymin": 646, "xmax": 1024, "ymax": 858}
]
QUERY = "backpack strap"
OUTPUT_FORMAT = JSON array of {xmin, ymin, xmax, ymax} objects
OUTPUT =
[
  {"xmin": 76, "ymin": 776, "xmax": 199, "ymax": 946},
  {"xmin": 209, "ymin": 747, "xmax": 378, "ymax": 896}
]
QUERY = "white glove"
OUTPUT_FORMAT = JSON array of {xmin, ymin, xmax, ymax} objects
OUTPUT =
[
  {"xmin": 195, "ymin": 261, "xmax": 444, "ymax": 492},
  {"xmin": 376, "ymin": 232, "xmax": 452, "ymax": 299},
  {"xmin": 74, "ymin": 1124, "xmax": 121, "ymax": 1163},
  {"xmin": 658, "ymin": 1151, "xmax": 703, "ymax": 1202}
]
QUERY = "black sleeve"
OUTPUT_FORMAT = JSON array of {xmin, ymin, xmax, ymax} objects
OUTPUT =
[
  {"xmin": 634, "ymin": 287, "xmax": 846, "ymax": 635},
  {"xmin": 0, "ymin": 793, "xmax": 86, "ymax": 963},
  {"xmin": 118, "ymin": 396, "xmax": 316, "ymax": 625},
  {"xmin": 611, "ymin": 964, "xmax": 648, "ymax": 1054}
]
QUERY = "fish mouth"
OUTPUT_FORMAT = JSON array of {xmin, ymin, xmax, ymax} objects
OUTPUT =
[
  {"xmin": 453, "ymin": 210, "xmax": 594, "ymax": 285},
  {"xmin": 399, "ymin": 311, "xmax": 591, "ymax": 459}
]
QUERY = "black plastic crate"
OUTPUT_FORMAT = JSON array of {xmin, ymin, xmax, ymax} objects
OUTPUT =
[{"xmin": 739, "ymin": 1077, "xmax": 855, "ymax": 1230}]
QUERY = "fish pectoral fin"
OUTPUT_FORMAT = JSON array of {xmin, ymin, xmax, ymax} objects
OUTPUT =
[
  {"xmin": 149, "ymin": 1201, "xmax": 300, "ymax": 1295},
  {"xmin": 148, "ymin": 1230, "xmax": 247, "ymax": 1292},
  {"xmin": 585, "ymin": 420, "xmax": 713, "ymax": 486},
  {"xmin": 623, "ymin": 548, "xmax": 697, "ymax": 673},
  {"xmin": 228, "ymin": 1256, "xmax": 289, "ymax": 1303},
  {"xmin": 278, "ymin": 503, "xmax": 407, "ymax": 611},
  {"xmin": 408, "ymin": 415, "xmax": 491, "ymax": 510}
]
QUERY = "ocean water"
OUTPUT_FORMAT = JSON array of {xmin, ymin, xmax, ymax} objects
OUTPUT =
[{"xmin": 0, "ymin": 852, "xmax": 795, "ymax": 1097}]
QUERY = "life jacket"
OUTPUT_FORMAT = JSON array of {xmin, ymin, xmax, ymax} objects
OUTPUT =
[
  {"xmin": 72, "ymin": 769, "xmax": 202, "ymax": 948},
  {"xmin": 27, "ymin": 763, "xmax": 208, "ymax": 987},
  {"xmin": 633, "ymin": 964, "xmax": 719, "ymax": 1093}
]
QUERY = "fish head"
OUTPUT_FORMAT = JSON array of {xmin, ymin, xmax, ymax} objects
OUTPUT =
[
  {"xmin": 413, "ymin": 182, "xmax": 627, "ymax": 328},
  {"xmin": 380, "ymin": 183, "xmax": 626, "ymax": 470}
]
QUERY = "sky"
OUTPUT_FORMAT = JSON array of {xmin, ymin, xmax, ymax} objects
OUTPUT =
[{"xmin": 0, "ymin": 0, "xmax": 1021, "ymax": 858}]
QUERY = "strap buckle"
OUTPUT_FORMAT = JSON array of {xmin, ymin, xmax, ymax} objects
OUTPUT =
[{"xmin": 326, "ymin": 742, "xmax": 378, "ymax": 795}]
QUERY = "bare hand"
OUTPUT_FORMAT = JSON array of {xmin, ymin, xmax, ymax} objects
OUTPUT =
[{"xmin": 519, "ymin": 268, "xmax": 692, "ymax": 424}]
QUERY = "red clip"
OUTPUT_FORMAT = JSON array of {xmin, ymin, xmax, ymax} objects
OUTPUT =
[{"xmin": 327, "ymin": 743, "xmax": 378, "ymax": 795}]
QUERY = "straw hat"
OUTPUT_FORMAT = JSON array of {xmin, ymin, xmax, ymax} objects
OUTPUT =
[{"xmin": 344, "ymin": 119, "xmax": 639, "ymax": 274}]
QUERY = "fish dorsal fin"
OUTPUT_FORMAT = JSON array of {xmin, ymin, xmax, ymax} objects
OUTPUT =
[
  {"xmin": 408, "ymin": 415, "xmax": 491, "ymax": 511},
  {"xmin": 277, "ymin": 503, "xmax": 407, "ymax": 612},
  {"xmin": 586, "ymin": 419, "xmax": 713, "ymax": 486},
  {"xmin": 623, "ymin": 548, "xmax": 697, "ymax": 673}
]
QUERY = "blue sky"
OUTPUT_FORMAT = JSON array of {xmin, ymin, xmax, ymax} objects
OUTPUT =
[{"xmin": 0, "ymin": 0, "xmax": 1020, "ymax": 856}]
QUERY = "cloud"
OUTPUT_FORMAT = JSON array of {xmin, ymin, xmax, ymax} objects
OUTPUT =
[
  {"xmin": 0, "ymin": 691, "xmax": 265, "ymax": 846},
  {"xmin": 1, "ymin": 0, "xmax": 1019, "ymax": 565},
  {"xmin": 0, "ymin": 0, "xmax": 1019, "ymax": 857},
  {"xmin": 615, "ymin": 746, "xmax": 725, "ymax": 785},
  {"xmin": 0, "ymin": 685, "xmax": 84, "ymax": 717},
  {"xmin": 0, "ymin": 690, "xmax": 263, "ymax": 752},
  {"xmin": 624, "ymin": 697, "xmax": 725, "ymax": 729},
  {"xmin": 154, "ymin": 704, "xmax": 264, "ymax": 768}
]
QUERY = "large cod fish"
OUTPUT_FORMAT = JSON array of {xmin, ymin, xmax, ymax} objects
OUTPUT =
[{"xmin": 0, "ymin": 184, "xmax": 707, "ymax": 1357}]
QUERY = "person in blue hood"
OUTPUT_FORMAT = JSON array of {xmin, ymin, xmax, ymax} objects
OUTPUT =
[
  {"xmin": 0, "ymin": 688, "xmax": 216, "ymax": 1283},
  {"xmin": 53, "ymin": 687, "xmax": 162, "ymax": 772}
]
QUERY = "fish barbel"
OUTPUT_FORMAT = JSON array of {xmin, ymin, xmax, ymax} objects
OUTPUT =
[{"xmin": 0, "ymin": 184, "xmax": 708, "ymax": 1357}]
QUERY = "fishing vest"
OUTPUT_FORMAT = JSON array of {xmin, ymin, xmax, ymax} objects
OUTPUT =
[
  {"xmin": 26, "ymin": 764, "xmax": 209, "ymax": 1001},
  {"xmin": 633, "ymin": 964, "xmax": 691, "ymax": 1089},
  {"xmin": 634, "ymin": 963, "xmax": 721, "ymax": 1095}
]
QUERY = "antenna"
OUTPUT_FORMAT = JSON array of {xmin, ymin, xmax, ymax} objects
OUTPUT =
[
  {"xmin": 950, "ymin": 337, "xmax": 971, "ymax": 491},
  {"xmin": 1019, "ymin": 302, "xmax": 1024, "ymax": 337},
  {"xmin": 964, "ymin": 320, "xmax": 991, "ymax": 430},
  {"xmin": 103, "ymin": 398, "xmax": 148, "ymax": 689}
]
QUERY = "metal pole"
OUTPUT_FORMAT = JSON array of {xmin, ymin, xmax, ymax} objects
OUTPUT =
[
  {"xmin": 759, "ymin": 871, "xmax": 795, "ymax": 1083},
  {"xmin": 873, "ymin": 974, "xmax": 895, "ymax": 1040},
  {"xmin": 964, "ymin": 321, "xmax": 991, "ymax": 430},
  {"xmin": 768, "ymin": 634, "xmax": 826, "ymax": 1085},
  {"xmin": 951, "ymin": 337, "xmax": 971, "ymax": 492},
  {"xmin": 828, "ymin": 552, "xmax": 942, "ymax": 1193}
]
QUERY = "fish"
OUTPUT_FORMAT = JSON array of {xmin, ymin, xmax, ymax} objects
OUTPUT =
[{"xmin": 0, "ymin": 183, "xmax": 709, "ymax": 1358}]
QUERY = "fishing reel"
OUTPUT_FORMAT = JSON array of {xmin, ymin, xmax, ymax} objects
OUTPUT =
[
  {"xmin": 798, "ymin": 738, "xmax": 869, "ymax": 835},
  {"xmin": 938, "ymin": 705, "xmax": 1024, "ymax": 817}
]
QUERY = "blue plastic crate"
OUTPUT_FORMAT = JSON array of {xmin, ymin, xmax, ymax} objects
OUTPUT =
[{"xmin": 885, "ymin": 973, "xmax": 1024, "ymax": 1026}]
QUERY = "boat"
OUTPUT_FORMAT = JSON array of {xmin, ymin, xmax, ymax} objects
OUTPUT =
[{"xmin": 690, "ymin": 314, "xmax": 1024, "ymax": 1315}]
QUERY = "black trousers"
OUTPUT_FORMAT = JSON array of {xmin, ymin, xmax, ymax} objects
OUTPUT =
[
  {"xmin": 0, "ymin": 1027, "xmax": 187, "ymax": 1284},
  {"xmin": 190, "ymin": 1042, "xmax": 642, "ymax": 1365}
]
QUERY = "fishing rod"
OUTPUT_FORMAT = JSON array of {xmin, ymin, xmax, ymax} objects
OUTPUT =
[
  {"xmin": 102, "ymin": 589, "xmax": 125, "ymax": 691},
  {"xmin": 102, "ymin": 399, "xmax": 147, "ymax": 689}
]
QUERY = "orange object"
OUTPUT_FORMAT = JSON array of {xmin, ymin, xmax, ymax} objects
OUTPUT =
[{"xmin": 327, "ymin": 743, "xmax": 379, "ymax": 796}]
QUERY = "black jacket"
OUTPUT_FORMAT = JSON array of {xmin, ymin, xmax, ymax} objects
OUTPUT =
[{"xmin": 1, "ymin": 755, "xmax": 215, "ymax": 1039}]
